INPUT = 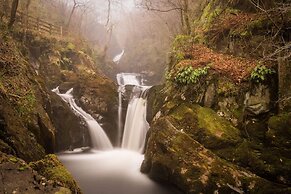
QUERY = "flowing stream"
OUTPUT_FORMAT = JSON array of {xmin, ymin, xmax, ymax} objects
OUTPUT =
[
  {"xmin": 52, "ymin": 87, "xmax": 112, "ymax": 150},
  {"xmin": 55, "ymin": 74, "xmax": 181, "ymax": 194}
]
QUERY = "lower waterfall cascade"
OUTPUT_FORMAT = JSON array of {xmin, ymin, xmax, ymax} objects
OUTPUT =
[
  {"xmin": 55, "ymin": 73, "xmax": 182, "ymax": 194},
  {"xmin": 52, "ymin": 87, "xmax": 112, "ymax": 150}
]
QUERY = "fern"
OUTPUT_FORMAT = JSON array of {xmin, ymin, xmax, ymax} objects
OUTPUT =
[{"xmin": 174, "ymin": 66, "xmax": 210, "ymax": 85}]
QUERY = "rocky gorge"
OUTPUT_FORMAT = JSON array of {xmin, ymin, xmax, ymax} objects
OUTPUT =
[{"xmin": 0, "ymin": 0, "xmax": 290, "ymax": 193}]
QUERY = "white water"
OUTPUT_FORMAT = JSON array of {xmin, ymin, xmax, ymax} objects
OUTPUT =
[
  {"xmin": 52, "ymin": 87, "xmax": 113, "ymax": 150},
  {"xmin": 59, "ymin": 149, "xmax": 181, "ymax": 194},
  {"xmin": 116, "ymin": 73, "xmax": 150, "ymax": 152},
  {"xmin": 116, "ymin": 73, "xmax": 141, "ymax": 86},
  {"xmin": 116, "ymin": 73, "xmax": 143, "ymax": 147},
  {"xmin": 55, "ymin": 74, "xmax": 181, "ymax": 194},
  {"xmin": 117, "ymin": 85, "xmax": 125, "ymax": 146},
  {"xmin": 113, "ymin": 49, "xmax": 125, "ymax": 64},
  {"xmin": 121, "ymin": 86, "xmax": 150, "ymax": 152}
]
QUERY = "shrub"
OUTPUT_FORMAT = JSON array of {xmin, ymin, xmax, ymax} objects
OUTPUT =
[
  {"xmin": 250, "ymin": 65, "xmax": 275, "ymax": 83},
  {"xmin": 174, "ymin": 65, "xmax": 210, "ymax": 85},
  {"xmin": 171, "ymin": 35, "xmax": 193, "ymax": 62}
]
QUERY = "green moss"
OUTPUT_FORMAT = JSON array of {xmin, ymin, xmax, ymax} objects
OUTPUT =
[
  {"xmin": 170, "ymin": 103, "xmax": 241, "ymax": 149},
  {"xmin": 55, "ymin": 187, "xmax": 72, "ymax": 194},
  {"xmin": 66, "ymin": 42, "xmax": 75, "ymax": 50},
  {"xmin": 16, "ymin": 91, "xmax": 36, "ymax": 120},
  {"xmin": 268, "ymin": 113, "xmax": 291, "ymax": 133},
  {"xmin": 193, "ymin": 34, "xmax": 206, "ymax": 44},
  {"xmin": 18, "ymin": 166, "xmax": 26, "ymax": 171},
  {"xmin": 196, "ymin": 106, "xmax": 241, "ymax": 142},
  {"xmin": 217, "ymin": 79, "xmax": 237, "ymax": 96},
  {"xmin": 29, "ymin": 154, "xmax": 81, "ymax": 194},
  {"xmin": 9, "ymin": 157, "xmax": 18, "ymax": 163},
  {"xmin": 171, "ymin": 35, "xmax": 193, "ymax": 63},
  {"xmin": 232, "ymin": 107, "xmax": 244, "ymax": 120},
  {"xmin": 225, "ymin": 8, "xmax": 240, "ymax": 15},
  {"xmin": 200, "ymin": 2, "xmax": 223, "ymax": 30}
]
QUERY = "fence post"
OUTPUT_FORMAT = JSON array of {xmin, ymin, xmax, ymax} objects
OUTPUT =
[
  {"xmin": 60, "ymin": 26, "xmax": 63, "ymax": 37},
  {"xmin": 36, "ymin": 18, "xmax": 40, "ymax": 31},
  {"xmin": 49, "ymin": 24, "xmax": 52, "ymax": 35}
]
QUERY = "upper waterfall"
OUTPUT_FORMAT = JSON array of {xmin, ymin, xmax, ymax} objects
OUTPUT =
[
  {"xmin": 121, "ymin": 86, "xmax": 150, "ymax": 152},
  {"xmin": 52, "ymin": 87, "xmax": 113, "ymax": 150},
  {"xmin": 113, "ymin": 50, "xmax": 125, "ymax": 64},
  {"xmin": 116, "ymin": 73, "xmax": 142, "ymax": 86},
  {"xmin": 116, "ymin": 73, "xmax": 150, "ymax": 152}
]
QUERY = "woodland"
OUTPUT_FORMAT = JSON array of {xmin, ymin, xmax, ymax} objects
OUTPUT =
[{"xmin": 0, "ymin": 0, "xmax": 291, "ymax": 194}]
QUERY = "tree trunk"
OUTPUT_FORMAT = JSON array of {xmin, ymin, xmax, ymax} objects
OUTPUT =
[
  {"xmin": 8, "ymin": 0, "xmax": 19, "ymax": 29},
  {"xmin": 183, "ymin": 0, "xmax": 191, "ymax": 35},
  {"xmin": 0, "ymin": 0, "xmax": 9, "ymax": 20},
  {"xmin": 66, "ymin": 6, "xmax": 76, "ymax": 30},
  {"xmin": 25, "ymin": 0, "xmax": 31, "ymax": 29}
]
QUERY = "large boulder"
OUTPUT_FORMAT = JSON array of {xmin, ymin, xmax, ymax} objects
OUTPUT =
[
  {"xmin": 267, "ymin": 113, "xmax": 291, "ymax": 149},
  {"xmin": 0, "ymin": 152, "xmax": 73, "ymax": 194},
  {"xmin": 29, "ymin": 154, "xmax": 82, "ymax": 194},
  {"xmin": 141, "ymin": 117, "xmax": 290, "ymax": 193},
  {"xmin": 158, "ymin": 102, "xmax": 242, "ymax": 149}
]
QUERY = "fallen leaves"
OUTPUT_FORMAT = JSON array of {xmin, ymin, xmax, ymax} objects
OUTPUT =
[{"xmin": 178, "ymin": 44, "xmax": 258, "ymax": 83}]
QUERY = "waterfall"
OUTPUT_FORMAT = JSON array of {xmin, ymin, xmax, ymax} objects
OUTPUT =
[
  {"xmin": 52, "ymin": 87, "xmax": 113, "ymax": 150},
  {"xmin": 116, "ymin": 73, "xmax": 142, "ymax": 147},
  {"xmin": 116, "ymin": 73, "xmax": 150, "ymax": 152},
  {"xmin": 121, "ymin": 86, "xmax": 150, "ymax": 152},
  {"xmin": 113, "ymin": 50, "xmax": 125, "ymax": 64},
  {"xmin": 117, "ymin": 85, "xmax": 125, "ymax": 146}
]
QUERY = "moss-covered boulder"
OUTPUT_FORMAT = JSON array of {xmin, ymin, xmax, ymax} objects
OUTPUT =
[
  {"xmin": 164, "ymin": 102, "xmax": 242, "ymax": 149},
  {"xmin": 141, "ymin": 117, "xmax": 289, "ymax": 193},
  {"xmin": 267, "ymin": 113, "xmax": 291, "ymax": 149},
  {"xmin": 0, "ymin": 152, "xmax": 72, "ymax": 194},
  {"xmin": 29, "ymin": 154, "xmax": 82, "ymax": 194}
]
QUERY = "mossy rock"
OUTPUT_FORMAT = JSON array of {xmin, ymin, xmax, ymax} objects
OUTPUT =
[
  {"xmin": 267, "ymin": 113, "xmax": 291, "ymax": 149},
  {"xmin": 169, "ymin": 102, "xmax": 242, "ymax": 149},
  {"xmin": 0, "ymin": 152, "xmax": 70, "ymax": 194},
  {"xmin": 30, "ymin": 154, "xmax": 82, "ymax": 194},
  {"xmin": 142, "ymin": 117, "xmax": 288, "ymax": 193}
]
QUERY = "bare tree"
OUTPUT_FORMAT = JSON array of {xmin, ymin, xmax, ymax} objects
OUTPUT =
[
  {"xmin": 66, "ymin": 0, "xmax": 90, "ymax": 30},
  {"xmin": 137, "ymin": 0, "xmax": 191, "ymax": 34},
  {"xmin": 8, "ymin": 0, "xmax": 19, "ymax": 29}
]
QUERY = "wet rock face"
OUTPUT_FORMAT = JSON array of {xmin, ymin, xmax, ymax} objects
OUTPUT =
[
  {"xmin": 48, "ymin": 93, "xmax": 91, "ymax": 151},
  {"xmin": 245, "ymin": 84, "xmax": 271, "ymax": 116},
  {"xmin": 141, "ymin": 117, "xmax": 288, "ymax": 194},
  {"xmin": 0, "ymin": 152, "xmax": 72, "ymax": 194},
  {"xmin": 57, "ymin": 79, "xmax": 118, "ymax": 144},
  {"xmin": 36, "ymin": 45, "xmax": 118, "ymax": 145}
]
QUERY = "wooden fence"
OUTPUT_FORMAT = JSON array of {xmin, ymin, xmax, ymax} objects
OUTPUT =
[{"xmin": 16, "ymin": 10, "xmax": 63, "ymax": 37}]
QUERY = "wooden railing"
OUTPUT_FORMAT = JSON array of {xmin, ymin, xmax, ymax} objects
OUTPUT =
[{"xmin": 16, "ymin": 10, "xmax": 63, "ymax": 37}]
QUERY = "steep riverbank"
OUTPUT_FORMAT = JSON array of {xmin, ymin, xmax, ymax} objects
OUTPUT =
[{"xmin": 142, "ymin": 0, "xmax": 291, "ymax": 193}]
